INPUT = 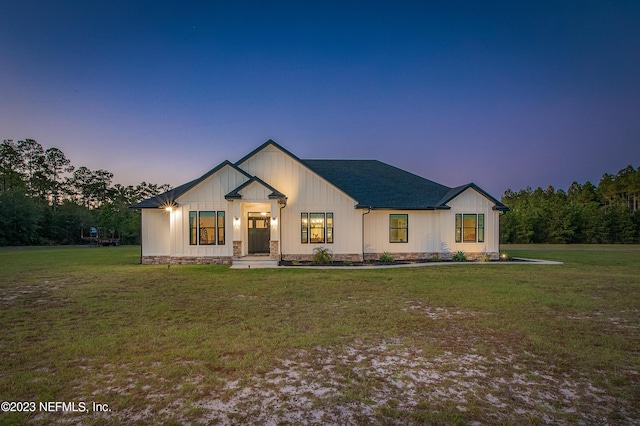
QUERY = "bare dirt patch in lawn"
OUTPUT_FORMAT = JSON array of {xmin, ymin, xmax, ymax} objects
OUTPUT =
[
  {"xmin": 50, "ymin": 305, "xmax": 637, "ymax": 425},
  {"xmin": 188, "ymin": 340, "xmax": 633, "ymax": 425}
]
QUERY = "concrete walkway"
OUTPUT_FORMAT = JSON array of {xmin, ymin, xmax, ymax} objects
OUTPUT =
[{"xmin": 255, "ymin": 258, "xmax": 563, "ymax": 270}]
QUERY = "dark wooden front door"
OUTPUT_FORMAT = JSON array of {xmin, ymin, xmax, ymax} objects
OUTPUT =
[{"xmin": 248, "ymin": 213, "xmax": 270, "ymax": 254}]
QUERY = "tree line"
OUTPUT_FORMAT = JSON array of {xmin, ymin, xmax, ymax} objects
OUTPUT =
[
  {"xmin": 500, "ymin": 165, "xmax": 640, "ymax": 244},
  {"xmin": 3, "ymin": 138, "xmax": 639, "ymax": 246},
  {"xmin": 0, "ymin": 138, "xmax": 170, "ymax": 245}
]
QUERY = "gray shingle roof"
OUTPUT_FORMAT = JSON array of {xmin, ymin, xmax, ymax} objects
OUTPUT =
[
  {"xmin": 302, "ymin": 159, "xmax": 453, "ymax": 209},
  {"xmin": 131, "ymin": 140, "xmax": 507, "ymax": 211},
  {"xmin": 129, "ymin": 179, "xmax": 199, "ymax": 209},
  {"xmin": 130, "ymin": 160, "xmax": 251, "ymax": 209}
]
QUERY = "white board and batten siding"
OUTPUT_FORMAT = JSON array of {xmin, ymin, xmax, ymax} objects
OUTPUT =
[
  {"xmin": 363, "ymin": 210, "xmax": 443, "ymax": 255},
  {"xmin": 441, "ymin": 188, "xmax": 501, "ymax": 254},
  {"xmin": 171, "ymin": 164, "xmax": 249, "ymax": 257},
  {"xmin": 141, "ymin": 209, "xmax": 170, "ymax": 256},
  {"xmin": 141, "ymin": 143, "xmax": 503, "ymax": 262},
  {"xmin": 239, "ymin": 145, "xmax": 363, "ymax": 256}
]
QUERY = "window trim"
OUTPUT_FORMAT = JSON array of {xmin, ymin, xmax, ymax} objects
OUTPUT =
[
  {"xmin": 188, "ymin": 210, "xmax": 226, "ymax": 245},
  {"xmin": 309, "ymin": 213, "xmax": 325, "ymax": 244},
  {"xmin": 389, "ymin": 214, "xmax": 408, "ymax": 243},
  {"xmin": 301, "ymin": 212, "xmax": 333, "ymax": 244},
  {"xmin": 198, "ymin": 211, "xmax": 216, "ymax": 245},
  {"xmin": 455, "ymin": 213, "xmax": 484, "ymax": 243},
  {"xmin": 189, "ymin": 211, "xmax": 197, "ymax": 245},
  {"xmin": 301, "ymin": 213, "xmax": 308, "ymax": 244},
  {"xmin": 217, "ymin": 211, "xmax": 225, "ymax": 245}
]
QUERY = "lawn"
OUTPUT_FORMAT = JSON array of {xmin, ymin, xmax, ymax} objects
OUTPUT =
[{"xmin": 0, "ymin": 246, "xmax": 638, "ymax": 425}]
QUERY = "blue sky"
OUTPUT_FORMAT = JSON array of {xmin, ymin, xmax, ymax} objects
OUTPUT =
[{"xmin": 1, "ymin": 1, "xmax": 638, "ymax": 197}]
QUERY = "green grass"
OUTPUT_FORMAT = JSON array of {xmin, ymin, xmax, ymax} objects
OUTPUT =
[{"xmin": 0, "ymin": 245, "xmax": 639, "ymax": 424}]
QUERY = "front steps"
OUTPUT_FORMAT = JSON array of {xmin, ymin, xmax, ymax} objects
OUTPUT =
[{"xmin": 230, "ymin": 256, "xmax": 279, "ymax": 269}]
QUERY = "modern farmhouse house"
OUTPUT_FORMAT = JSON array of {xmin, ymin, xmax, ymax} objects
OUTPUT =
[{"xmin": 132, "ymin": 140, "xmax": 507, "ymax": 265}]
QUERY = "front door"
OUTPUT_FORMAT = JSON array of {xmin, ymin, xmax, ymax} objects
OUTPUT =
[{"xmin": 248, "ymin": 213, "xmax": 270, "ymax": 254}]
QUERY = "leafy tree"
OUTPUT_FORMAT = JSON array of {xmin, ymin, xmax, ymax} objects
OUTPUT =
[
  {"xmin": 17, "ymin": 139, "xmax": 45, "ymax": 198},
  {"xmin": 68, "ymin": 167, "xmax": 114, "ymax": 208},
  {"xmin": 1, "ymin": 137, "xmax": 172, "ymax": 245},
  {"xmin": 0, "ymin": 191, "xmax": 41, "ymax": 245},
  {"xmin": 0, "ymin": 140, "xmax": 26, "ymax": 193},
  {"xmin": 604, "ymin": 202, "xmax": 635, "ymax": 243},
  {"xmin": 502, "ymin": 165, "xmax": 639, "ymax": 244},
  {"xmin": 44, "ymin": 147, "xmax": 74, "ymax": 211}
]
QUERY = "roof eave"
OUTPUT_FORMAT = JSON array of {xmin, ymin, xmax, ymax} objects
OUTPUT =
[{"xmin": 355, "ymin": 205, "xmax": 450, "ymax": 210}]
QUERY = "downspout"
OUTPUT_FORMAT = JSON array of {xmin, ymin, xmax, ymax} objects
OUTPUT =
[
  {"xmin": 362, "ymin": 207, "xmax": 371, "ymax": 262},
  {"xmin": 279, "ymin": 200, "xmax": 287, "ymax": 261},
  {"xmin": 139, "ymin": 209, "xmax": 143, "ymax": 264}
]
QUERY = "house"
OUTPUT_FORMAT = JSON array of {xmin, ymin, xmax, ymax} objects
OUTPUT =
[{"xmin": 131, "ymin": 139, "xmax": 508, "ymax": 265}]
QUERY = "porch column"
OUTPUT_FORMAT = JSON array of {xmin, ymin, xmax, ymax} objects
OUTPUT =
[
  {"xmin": 231, "ymin": 201, "xmax": 243, "ymax": 257},
  {"xmin": 269, "ymin": 200, "xmax": 279, "ymax": 259}
]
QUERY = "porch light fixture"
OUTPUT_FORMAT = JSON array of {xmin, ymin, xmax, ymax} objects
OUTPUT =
[
  {"xmin": 270, "ymin": 217, "xmax": 278, "ymax": 226},
  {"xmin": 233, "ymin": 217, "xmax": 241, "ymax": 228},
  {"xmin": 160, "ymin": 201, "xmax": 180, "ymax": 212}
]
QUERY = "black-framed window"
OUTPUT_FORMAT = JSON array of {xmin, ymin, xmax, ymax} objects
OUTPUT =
[
  {"xmin": 217, "ymin": 211, "xmax": 225, "ymax": 245},
  {"xmin": 389, "ymin": 214, "xmax": 408, "ymax": 243},
  {"xmin": 455, "ymin": 213, "xmax": 484, "ymax": 243},
  {"xmin": 189, "ymin": 211, "xmax": 197, "ymax": 245},
  {"xmin": 189, "ymin": 210, "xmax": 226, "ymax": 245},
  {"xmin": 199, "ymin": 211, "xmax": 216, "ymax": 245},
  {"xmin": 301, "ymin": 213, "xmax": 308, "ymax": 243},
  {"xmin": 301, "ymin": 212, "xmax": 333, "ymax": 244},
  {"xmin": 310, "ymin": 213, "xmax": 325, "ymax": 243}
]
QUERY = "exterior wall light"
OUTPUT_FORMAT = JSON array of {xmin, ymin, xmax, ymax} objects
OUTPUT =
[
  {"xmin": 161, "ymin": 201, "xmax": 180, "ymax": 212},
  {"xmin": 233, "ymin": 217, "xmax": 241, "ymax": 229}
]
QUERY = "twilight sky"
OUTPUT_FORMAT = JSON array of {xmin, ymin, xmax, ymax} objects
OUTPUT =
[{"xmin": 1, "ymin": 1, "xmax": 639, "ymax": 198}]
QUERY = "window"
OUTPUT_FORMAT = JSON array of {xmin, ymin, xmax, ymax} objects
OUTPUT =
[
  {"xmin": 389, "ymin": 214, "xmax": 408, "ymax": 243},
  {"xmin": 301, "ymin": 212, "xmax": 333, "ymax": 244},
  {"xmin": 189, "ymin": 210, "xmax": 226, "ymax": 245},
  {"xmin": 455, "ymin": 213, "xmax": 484, "ymax": 243},
  {"xmin": 310, "ymin": 213, "xmax": 325, "ymax": 243},
  {"xmin": 301, "ymin": 213, "xmax": 308, "ymax": 243},
  {"xmin": 217, "ymin": 211, "xmax": 225, "ymax": 245},
  {"xmin": 199, "ymin": 211, "xmax": 216, "ymax": 245},
  {"xmin": 189, "ymin": 211, "xmax": 197, "ymax": 245}
]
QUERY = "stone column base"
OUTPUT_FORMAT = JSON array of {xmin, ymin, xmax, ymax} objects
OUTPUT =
[
  {"xmin": 269, "ymin": 240, "xmax": 279, "ymax": 259},
  {"xmin": 233, "ymin": 241, "xmax": 242, "ymax": 257}
]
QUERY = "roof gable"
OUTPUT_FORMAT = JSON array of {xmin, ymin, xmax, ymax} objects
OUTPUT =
[
  {"xmin": 132, "ymin": 139, "xmax": 507, "ymax": 212},
  {"xmin": 225, "ymin": 176, "xmax": 286, "ymax": 201},
  {"xmin": 438, "ymin": 183, "xmax": 508, "ymax": 211},
  {"xmin": 235, "ymin": 139, "xmax": 302, "ymax": 167},
  {"xmin": 130, "ymin": 161, "xmax": 250, "ymax": 209}
]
